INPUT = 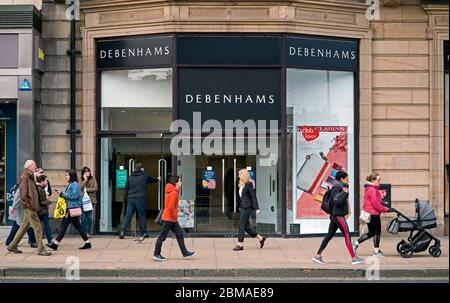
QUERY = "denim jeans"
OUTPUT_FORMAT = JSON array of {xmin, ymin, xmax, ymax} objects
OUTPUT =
[
  {"xmin": 39, "ymin": 214, "xmax": 53, "ymax": 243},
  {"xmin": 121, "ymin": 198, "xmax": 147, "ymax": 237},
  {"xmin": 5, "ymin": 222, "xmax": 36, "ymax": 246},
  {"xmin": 81, "ymin": 210, "xmax": 93, "ymax": 235}
]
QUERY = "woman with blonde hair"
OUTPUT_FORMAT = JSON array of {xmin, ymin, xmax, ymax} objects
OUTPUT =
[{"xmin": 233, "ymin": 169, "xmax": 266, "ymax": 251}]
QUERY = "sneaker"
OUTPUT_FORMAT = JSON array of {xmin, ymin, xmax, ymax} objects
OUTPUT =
[
  {"xmin": 7, "ymin": 247, "xmax": 22, "ymax": 254},
  {"xmin": 232, "ymin": 245, "xmax": 244, "ymax": 251},
  {"xmin": 352, "ymin": 257, "xmax": 365, "ymax": 265},
  {"xmin": 143, "ymin": 234, "xmax": 150, "ymax": 238},
  {"xmin": 352, "ymin": 241, "xmax": 359, "ymax": 254},
  {"xmin": 312, "ymin": 256, "xmax": 325, "ymax": 265},
  {"xmin": 153, "ymin": 255, "xmax": 167, "ymax": 262},
  {"xmin": 373, "ymin": 251, "xmax": 385, "ymax": 257},
  {"xmin": 87, "ymin": 234, "xmax": 92, "ymax": 239},
  {"xmin": 183, "ymin": 251, "xmax": 196, "ymax": 258},
  {"xmin": 46, "ymin": 242, "xmax": 58, "ymax": 251},
  {"xmin": 259, "ymin": 236, "xmax": 267, "ymax": 248},
  {"xmin": 79, "ymin": 242, "xmax": 92, "ymax": 250},
  {"xmin": 29, "ymin": 243, "xmax": 38, "ymax": 248},
  {"xmin": 37, "ymin": 250, "xmax": 52, "ymax": 256},
  {"xmin": 119, "ymin": 232, "xmax": 125, "ymax": 239}
]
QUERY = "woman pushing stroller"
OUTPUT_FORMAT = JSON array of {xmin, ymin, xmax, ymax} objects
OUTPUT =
[{"xmin": 353, "ymin": 172, "xmax": 391, "ymax": 257}]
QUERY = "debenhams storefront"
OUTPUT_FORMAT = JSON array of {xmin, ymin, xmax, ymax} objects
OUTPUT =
[
  {"xmin": 93, "ymin": 34, "xmax": 359, "ymax": 237},
  {"xmin": 78, "ymin": 1, "xmax": 387, "ymax": 237}
]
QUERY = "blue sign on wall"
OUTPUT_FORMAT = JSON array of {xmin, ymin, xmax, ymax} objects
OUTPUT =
[{"xmin": 18, "ymin": 79, "xmax": 32, "ymax": 91}]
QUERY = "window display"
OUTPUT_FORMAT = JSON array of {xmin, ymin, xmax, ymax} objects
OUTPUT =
[{"xmin": 287, "ymin": 69, "xmax": 355, "ymax": 234}]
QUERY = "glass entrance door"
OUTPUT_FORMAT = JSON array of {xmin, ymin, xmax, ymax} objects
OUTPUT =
[
  {"xmin": 178, "ymin": 154, "xmax": 256, "ymax": 235},
  {"xmin": 99, "ymin": 133, "xmax": 171, "ymax": 234}
]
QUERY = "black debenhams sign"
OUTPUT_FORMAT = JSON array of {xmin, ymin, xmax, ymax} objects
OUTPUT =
[
  {"xmin": 287, "ymin": 36, "xmax": 358, "ymax": 71},
  {"xmin": 178, "ymin": 68, "xmax": 281, "ymax": 128},
  {"xmin": 97, "ymin": 36, "xmax": 172, "ymax": 69},
  {"xmin": 96, "ymin": 35, "xmax": 359, "ymax": 70}
]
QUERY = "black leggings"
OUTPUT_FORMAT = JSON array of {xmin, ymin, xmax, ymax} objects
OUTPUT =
[
  {"xmin": 56, "ymin": 216, "xmax": 88, "ymax": 242},
  {"xmin": 318, "ymin": 215, "xmax": 355, "ymax": 258},
  {"xmin": 357, "ymin": 215, "xmax": 381, "ymax": 248}
]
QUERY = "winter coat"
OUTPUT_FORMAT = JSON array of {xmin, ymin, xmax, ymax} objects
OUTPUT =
[
  {"xmin": 363, "ymin": 183, "xmax": 389, "ymax": 216},
  {"xmin": 80, "ymin": 177, "xmax": 98, "ymax": 204},
  {"xmin": 19, "ymin": 169, "xmax": 40, "ymax": 212},
  {"xmin": 331, "ymin": 180, "xmax": 350, "ymax": 217},
  {"xmin": 37, "ymin": 184, "xmax": 51, "ymax": 216},
  {"xmin": 162, "ymin": 183, "xmax": 179, "ymax": 223},
  {"xmin": 124, "ymin": 169, "xmax": 158, "ymax": 200}
]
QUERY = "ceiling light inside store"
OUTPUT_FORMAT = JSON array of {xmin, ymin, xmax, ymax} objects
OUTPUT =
[{"xmin": 128, "ymin": 69, "xmax": 172, "ymax": 81}]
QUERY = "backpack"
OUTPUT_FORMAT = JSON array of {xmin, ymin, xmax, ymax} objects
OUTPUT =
[
  {"xmin": 320, "ymin": 186, "xmax": 333, "ymax": 214},
  {"xmin": 6, "ymin": 184, "xmax": 19, "ymax": 206}
]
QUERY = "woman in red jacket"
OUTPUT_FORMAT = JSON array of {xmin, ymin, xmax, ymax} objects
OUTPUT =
[
  {"xmin": 153, "ymin": 176, "xmax": 195, "ymax": 261},
  {"xmin": 353, "ymin": 172, "xmax": 390, "ymax": 257}
]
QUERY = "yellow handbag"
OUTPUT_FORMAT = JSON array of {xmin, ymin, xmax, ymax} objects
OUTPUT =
[{"xmin": 53, "ymin": 196, "xmax": 67, "ymax": 219}]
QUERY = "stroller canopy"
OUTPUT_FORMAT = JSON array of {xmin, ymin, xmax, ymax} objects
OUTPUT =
[{"xmin": 416, "ymin": 201, "xmax": 437, "ymax": 222}]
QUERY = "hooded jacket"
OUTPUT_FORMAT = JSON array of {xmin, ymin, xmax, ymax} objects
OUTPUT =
[
  {"xmin": 124, "ymin": 169, "xmax": 158, "ymax": 200},
  {"xmin": 162, "ymin": 183, "xmax": 179, "ymax": 223},
  {"xmin": 363, "ymin": 183, "xmax": 389, "ymax": 216},
  {"xmin": 330, "ymin": 180, "xmax": 349, "ymax": 217}
]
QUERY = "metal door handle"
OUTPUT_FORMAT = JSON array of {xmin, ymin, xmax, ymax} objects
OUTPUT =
[
  {"xmin": 222, "ymin": 159, "xmax": 225, "ymax": 214},
  {"xmin": 233, "ymin": 158, "xmax": 237, "ymax": 212},
  {"xmin": 158, "ymin": 159, "xmax": 167, "ymax": 210},
  {"xmin": 269, "ymin": 175, "xmax": 272, "ymax": 196},
  {"xmin": 128, "ymin": 159, "xmax": 135, "ymax": 176}
]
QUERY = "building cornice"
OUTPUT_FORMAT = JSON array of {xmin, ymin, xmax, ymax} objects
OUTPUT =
[{"xmin": 80, "ymin": 0, "xmax": 369, "ymax": 14}]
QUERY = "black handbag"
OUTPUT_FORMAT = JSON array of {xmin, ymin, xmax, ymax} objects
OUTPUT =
[{"xmin": 155, "ymin": 209, "xmax": 164, "ymax": 226}]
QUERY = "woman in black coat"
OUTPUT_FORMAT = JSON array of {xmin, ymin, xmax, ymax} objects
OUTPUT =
[{"xmin": 233, "ymin": 169, "xmax": 266, "ymax": 251}]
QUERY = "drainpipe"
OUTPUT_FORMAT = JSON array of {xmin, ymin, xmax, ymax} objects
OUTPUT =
[{"xmin": 66, "ymin": 0, "xmax": 81, "ymax": 170}]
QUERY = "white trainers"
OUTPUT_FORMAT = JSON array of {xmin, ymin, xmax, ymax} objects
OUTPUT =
[
  {"xmin": 373, "ymin": 251, "xmax": 385, "ymax": 257},
  {"xmin": 312, "ymin": 256, "xmax": 325, "ymax": 265},
  {"xmin": 352, "ymin": 256, "xmax": 365, "ymax": 265}
]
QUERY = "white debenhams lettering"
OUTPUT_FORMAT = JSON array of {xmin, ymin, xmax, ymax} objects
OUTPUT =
[
  {"xmin": 183, "ymin": 94, "xmax": 276, "ymax": 104},
  {"xmin": 175, "ymin": 287, "xmax": 209, "ymax": 301},
  {"xmin": 100, "ymin": 45, "xmax": 171, "ymax": 59},
  {"xmin": 289, "ymin": 46, "xmax": 356, "ymax": 60}
]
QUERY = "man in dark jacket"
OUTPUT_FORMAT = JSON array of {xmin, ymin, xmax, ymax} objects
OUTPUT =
[
  {"xmin": 119, "ymin": 163, "xmax": 160, "ymax": 240},
  {"xmin": 7, "ymin": 160, "xmax": 51, "ymax": 256}
]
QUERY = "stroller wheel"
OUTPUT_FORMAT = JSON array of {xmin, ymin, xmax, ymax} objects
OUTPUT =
[
  {"xmin": 399, "ymin": 244, "xmax": 414, "ymax": 258},
  {"xmin": 396, "ymin": 240, "xmax": 406, "ymax": 254},
  {"xmin": 429, "ymin": 246, "xmax": 441, "ymax": 258}
]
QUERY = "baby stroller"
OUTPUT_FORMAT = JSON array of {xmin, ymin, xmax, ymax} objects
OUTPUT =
[{"xmin": 387, "ymin": 199, "xmax": 441, "ymax": 258}]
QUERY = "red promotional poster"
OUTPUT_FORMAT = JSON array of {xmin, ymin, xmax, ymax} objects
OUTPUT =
[{"xmin": 296, "ymin": 126, "xmax": 348, "ymax": 219}]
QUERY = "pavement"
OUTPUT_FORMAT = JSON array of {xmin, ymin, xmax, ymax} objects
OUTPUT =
[{"xmin": 0, "ymin": 234, "xmax": 448, "ymax": 281}]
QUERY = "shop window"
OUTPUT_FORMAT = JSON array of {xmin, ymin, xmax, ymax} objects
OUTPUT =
[
  {"xmin": 286, "ymin": 69, "xmax": 355, "ymax": 235},
  {"xmin": 101, "ymin": 68, "xmax": 172, "ymax": 131}
]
